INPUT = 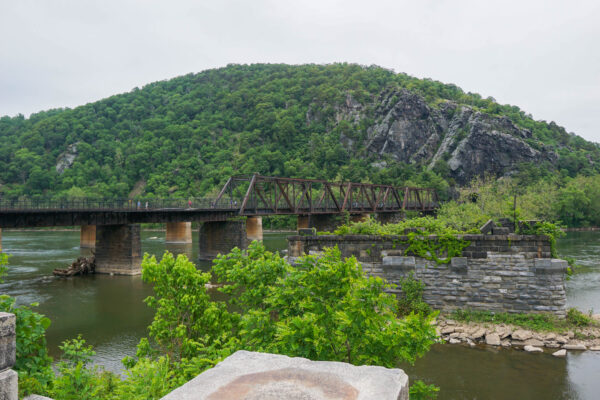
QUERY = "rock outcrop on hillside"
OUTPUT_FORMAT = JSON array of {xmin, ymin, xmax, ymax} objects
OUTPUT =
[{"xmin": 330, "ymin": 90, "xmax": 558, "ymax": 184}]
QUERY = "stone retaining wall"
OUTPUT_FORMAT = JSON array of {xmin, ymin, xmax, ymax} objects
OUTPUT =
[
  {"xmin": 288, "ymin": 234, "xmax": 567, "ymax": 317},
  {"xmin": 0, "ymin": 312, "xmax": 17, "ymax": 400}
]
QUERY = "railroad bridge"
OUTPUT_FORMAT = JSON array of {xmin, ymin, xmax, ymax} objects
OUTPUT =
[{"xmin": 0, "ymin": 175, "xmax": 438, "ymax": 275}]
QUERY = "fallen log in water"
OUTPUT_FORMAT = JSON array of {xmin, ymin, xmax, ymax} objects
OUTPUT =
[{"xmin": 53, "ymin": 256, "xmax": 95, "ymax": 277}]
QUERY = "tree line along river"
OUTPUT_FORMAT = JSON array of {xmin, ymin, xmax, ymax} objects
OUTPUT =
[{"xmin": 0, "ymin": 229, "xmax": 599, "ymax": 399}]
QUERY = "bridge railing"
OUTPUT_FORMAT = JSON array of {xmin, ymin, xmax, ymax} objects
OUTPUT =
[
  {"xmin": 0, "ymin": 197, "xmax": 437, "ymax": 213},
  {"xmin": 0, "ymin": 197, "xmax": 238, "ymax": 211}
]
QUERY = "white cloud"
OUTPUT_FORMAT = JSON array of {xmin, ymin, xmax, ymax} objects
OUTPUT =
[{"xmin": 1, "ymin": 0, "xmax": 599, "ymax": 140}]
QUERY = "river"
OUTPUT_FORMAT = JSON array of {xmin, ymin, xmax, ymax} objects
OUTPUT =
[{"xmin": 0, "ymin": 230, "xmax": 599, "ymax": 399}]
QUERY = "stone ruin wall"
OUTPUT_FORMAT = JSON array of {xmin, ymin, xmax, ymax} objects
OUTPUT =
[{"xmin": 287, "ymin": 234, "xmax": 568, "ymax": 317}]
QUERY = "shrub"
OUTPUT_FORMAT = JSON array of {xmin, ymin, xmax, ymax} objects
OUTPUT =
[
  {"xmin": 566, "ymin": 308, "xmax": 594, "ymax": 327},
  {"xmin": 398, "ymin": 273, "xmax": 432, "ymax": 316}
]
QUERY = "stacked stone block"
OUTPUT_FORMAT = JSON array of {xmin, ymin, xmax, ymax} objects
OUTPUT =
[{"xmin": 0, "ymin": 312, "xmax": 17, "ymax": 400}]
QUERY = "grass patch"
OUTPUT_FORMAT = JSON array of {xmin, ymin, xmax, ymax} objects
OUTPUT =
[{"xmin": 450, "ymin": 308, "xmax": 597, "ymax": 333}]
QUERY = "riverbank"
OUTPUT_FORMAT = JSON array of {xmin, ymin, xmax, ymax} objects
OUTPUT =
[{"xmin": 436, "ymin": 316, "xmax": 600, "ymax": 354}]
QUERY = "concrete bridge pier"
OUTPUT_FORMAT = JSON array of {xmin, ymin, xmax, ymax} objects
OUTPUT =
[
  {"xmin": 166, "ymin": 222, "xmax": 192, "ymax": 244},
  {"xmin": 246, "ymin": 217, "xmax": 263, "ymax": 242},
  {"xmin": 80, "ymin": 225, "xmax": 96, "ymax": 248},
  {"xmin": 198, "ymin": 220, "xmax": 248, "ymax": 260},
  {"xmin": 95, "ymin": 224, "xmax": 142, "ymax": 275}
]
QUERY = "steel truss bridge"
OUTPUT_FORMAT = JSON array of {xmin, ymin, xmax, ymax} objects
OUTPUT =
[{"xmin": 0, "ymin": 175, "xmax": 438, "ymax": 228}]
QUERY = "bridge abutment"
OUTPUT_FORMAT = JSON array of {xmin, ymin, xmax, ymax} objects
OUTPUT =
[
  {"xmin": 198, "ymin": 220, "xmax": 248, "ymax": 260},
  {"xmin": 95, "ymin": 224, "xmax": 142, "ymax": 275},
  {"xmin": 80, "ymin": 225, "xmax": 96, "ymax": 248},
  {"xmin": 166, "ymin": 222, "xmax": 192, "ymax": 244}
]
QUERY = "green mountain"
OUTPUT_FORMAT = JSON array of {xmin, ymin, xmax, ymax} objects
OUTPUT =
[{"xmin": 0, "ymin": 63, "xmax": 598, "ymax": 200}]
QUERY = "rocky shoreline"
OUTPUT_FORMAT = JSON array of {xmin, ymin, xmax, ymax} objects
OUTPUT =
[{"xmin": 436, "ymin": 317, "xmax": 600, "ymax": 357}]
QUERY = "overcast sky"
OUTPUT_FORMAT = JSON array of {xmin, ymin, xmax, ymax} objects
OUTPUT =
[{"xmin": 1, "ymin": 0, "xmax": 599, "ymax": 141}]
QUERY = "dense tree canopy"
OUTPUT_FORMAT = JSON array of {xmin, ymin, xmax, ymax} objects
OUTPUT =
[{"xmin": 1, "ymin": 64, "xmax": 597, "ymax": 202}]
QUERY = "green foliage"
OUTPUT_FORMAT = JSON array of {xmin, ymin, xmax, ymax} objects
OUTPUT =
[
  {"xmin": 518, "ymin": 221, "xmax": 565, "ymax": 258},
  {"xmin": 138, "ymin": 252, "xmax": 235, "ymax": 362},
  {"xmin": 333, "ymin": 215, "xmax": 471, "ymax": 264},
  {"xmin": 451, "ymin": 309, "xmax": 598, "ymax": 333},
  {"xmin": 212, "ymin": 242, "xmax": 437, "ymax": 366},
  {"xmin": 566, "ymin": 308, "xmax": 594, "ymax": 327},
  {"xmin": 50, "ymin": 336, "xmax": 120, "ymax": 400},
  {"xmin": 0, "ymin": 252, "xmax": 8, "ymax": 281},
  {"xmin": 0, "ymin": 295, "xmax": 53, "ymax": 390},
  {"xmin": 114, "ymin": 357, "xmax": 176, "ymax": 400},
  {"xmin": 398, "ymin": 273, "xmax": 432, "ymax": 316},
  {"xmin": 410, "ymin": 380, "xmax": 440, "ymax": 400},
  {"xmin": 435, "ymin": 201, "xmax": 491, "ymax": 232},
  {"xmin": 461, "ymin": 175, "xmax": 600, "ymax": 229}
]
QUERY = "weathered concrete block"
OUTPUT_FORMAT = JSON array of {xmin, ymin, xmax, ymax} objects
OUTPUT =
[
  {"xmin": 24, "ymin": 396, "xmax": 54, "ymax": 400},
  {"xmin": 450, "ymin": 257, "xmax": 467, "ymax": 272},
  {"xmin": 161, "ymin": 350, "xmax": 409, "ymax": 400},
  {"xmin": 0, "ymin": 313, "xmax": 16, "ymax": 372},
  {"xmin": 479, "ymin": 219, "xmax": 495, "ymax": 234},
  {"xmin": 382, "ymin": 256, "xmax": 416, "ymax": 272},
  {"xmin": 0, "ymin": 369, "xmax": 17, "ymax": 400}
]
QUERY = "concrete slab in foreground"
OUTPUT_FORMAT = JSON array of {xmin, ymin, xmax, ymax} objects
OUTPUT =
[{"xmin": 161, "ymin": 350, "xmax": 409, "ymax": 400}]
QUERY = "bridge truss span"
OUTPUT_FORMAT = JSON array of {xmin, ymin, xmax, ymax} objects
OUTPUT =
[{"xmin": 214, "ymin": 174, "xmax": 438, "ymax": 216}]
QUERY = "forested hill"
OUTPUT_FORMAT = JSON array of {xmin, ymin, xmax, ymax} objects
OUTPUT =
[{"xmin": 0, "ymin": 63, "xmax": 598, "ymax": 200}]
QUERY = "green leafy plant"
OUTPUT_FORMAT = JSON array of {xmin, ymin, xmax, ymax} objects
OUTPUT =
[
  {"xmin": 518, "ymin": 221, "xmax": 565, "ymax": 258},
  {"xmin": 0, "ymin": 252, "xmax": 8, "ymax": 281},
  {"xmin": 410, "ymin": 379, "xmax": 440, "ymax": 400},
  {"xmin": 50, "ymin": 335, "xmax": 119, "ymax": 400},
  {"xmin": 0, "ymin": 295, "xmax": 53, "ymax": 391},
  {"xmin": 397, "ymin": 273, "xmax": 432, "ymax": 316},
  {"xmin": 137, "ymin": 252, "xmax": 236, "ymax": 362},
  {"xmin": 333, "ymin": 215, "xmax": 471, "ymax": 264},
  {"xmin": 451, "ymin": 309, "xmax": 598, "ymax": 332},
  {"xmin": 566, "ymin": 308, "xmax": 594, "ymax": 327},
  {"xmin": 213, "ymin": 242, "xmax": 438, "ymax": 366}
]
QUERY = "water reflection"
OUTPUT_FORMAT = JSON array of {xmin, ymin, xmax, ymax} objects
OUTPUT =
[{"xmin": 403, "ymin": 344, "xmax": 579, "ymax": 400}]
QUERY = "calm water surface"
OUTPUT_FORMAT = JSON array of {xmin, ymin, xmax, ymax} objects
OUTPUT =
[{"xmin": 1, "ymin": 230, "xmax": 599, "ymax": 399}]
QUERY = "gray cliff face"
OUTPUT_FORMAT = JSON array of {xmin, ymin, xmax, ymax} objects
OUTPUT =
[
  {"xmin": 327, "ymin": 89, "xmax": 557, "ymax": 184},
  {"xmin": 55, "ymin": 142, "xmax": 79, "ymax": 174}
]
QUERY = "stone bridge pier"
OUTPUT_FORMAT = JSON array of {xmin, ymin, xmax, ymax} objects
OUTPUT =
[
  {"xmin": 198, "ymin": 217, "xmax": 263, "ymax": 260},
  {"xmin": 95, "ymin": 224, "xmax": 142, "ymax": 275},
  {"xmin": 80, "ymin": 225, "xmax": 96, "ymax": 248},
  {"xmin": 166, "ymin": 222, "xmax": 192, "ymax": 244}
]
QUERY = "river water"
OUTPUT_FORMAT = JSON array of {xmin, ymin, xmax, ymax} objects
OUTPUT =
[{"xmin": 1, "ymin": 230, "xmax": 599, "ymax": 399}]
